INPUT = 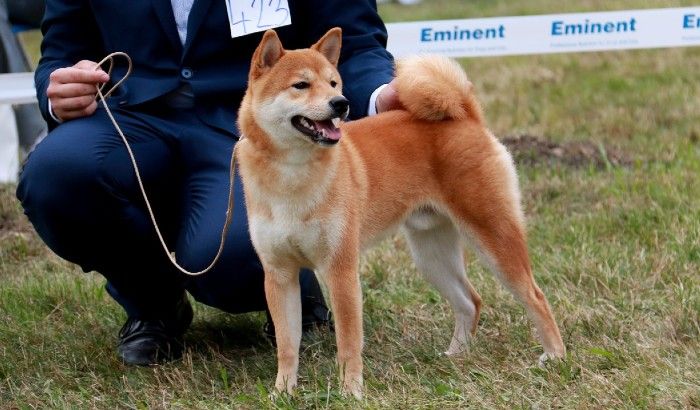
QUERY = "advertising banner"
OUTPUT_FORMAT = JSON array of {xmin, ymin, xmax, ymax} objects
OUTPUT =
[{"xmin": 386, "ymin": 7, "xmax": 700, "ymax": 58}]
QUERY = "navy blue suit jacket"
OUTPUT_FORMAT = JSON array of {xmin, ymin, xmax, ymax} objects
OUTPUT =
[{"xmin": 35, "ymin": 0, "xmax": 394, "ymax": 133}]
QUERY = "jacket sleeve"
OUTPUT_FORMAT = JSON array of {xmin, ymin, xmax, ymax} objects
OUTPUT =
[
  {"xmin": 34, "ymin": 0, "xmax": 105, "ymax": 128},
  {"xmin": 296, "ymin": 0, "xmax": 394, "ymax": 120}
]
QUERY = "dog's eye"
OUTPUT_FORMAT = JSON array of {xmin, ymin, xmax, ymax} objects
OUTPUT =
[
  {"xmin": 292, "ymin": 81, "xmax": 310, "ymax": 90},
  {"xmin": 330, "ymin": 80, "xmax": 338, "ymax": 88}
]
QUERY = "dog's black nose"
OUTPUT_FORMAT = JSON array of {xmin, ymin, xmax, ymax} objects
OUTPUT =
[{"xmin": 329, "ymin": 96, "xmax": 350, "ymax": 116}]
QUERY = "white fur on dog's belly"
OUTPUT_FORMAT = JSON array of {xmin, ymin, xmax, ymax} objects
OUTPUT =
[
  {"xmin": 404, "ymin": 208, "xmax": 446, "ymax": 231},
  {"xmin": 361, "ymin": 208, "xmax": 445, "ymax": 251}
]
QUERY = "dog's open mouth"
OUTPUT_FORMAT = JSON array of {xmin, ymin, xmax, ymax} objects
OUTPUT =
[{"xmin": 291, "ymin": 116, "xmax": 342, "ymax": 145}]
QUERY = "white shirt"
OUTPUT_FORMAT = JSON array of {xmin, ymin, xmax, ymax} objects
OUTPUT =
[{"xmin": 170, "ymin": 0, "xmax": 195, "ymax": 45}]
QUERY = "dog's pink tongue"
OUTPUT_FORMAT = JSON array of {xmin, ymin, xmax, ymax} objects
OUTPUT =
[{"xmin": 315, "ymin": 120, "xmax": 341, "ymax": 141}]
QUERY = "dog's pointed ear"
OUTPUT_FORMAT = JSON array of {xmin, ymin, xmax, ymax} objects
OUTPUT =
[
  {"xmin": 251, "ymin": 30, "xmax": 285, "ymax": 79},
  {"xmin": 312, "ymin": 27, "xmax": 342, "ymax": 66}
]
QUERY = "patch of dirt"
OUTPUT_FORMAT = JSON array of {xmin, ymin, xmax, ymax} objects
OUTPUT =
[{"xmin": 501, "ymin": 134, "xmax": 632, "ymax": 168}]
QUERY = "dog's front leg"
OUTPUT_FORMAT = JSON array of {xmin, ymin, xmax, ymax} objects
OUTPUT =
[
  {"xmin": 264, "ymin": 264, "xmax": 302, "ymax": 395},
  {"xmin": 322, "ymin": 253, "xmax": 364, "ymax": 399}
]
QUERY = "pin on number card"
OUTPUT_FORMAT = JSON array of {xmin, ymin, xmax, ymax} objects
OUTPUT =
[{"xmin": 225, "ymin": 0, "xmax": 292, "ymax": 38}]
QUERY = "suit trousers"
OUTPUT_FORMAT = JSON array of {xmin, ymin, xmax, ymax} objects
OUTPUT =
[{"xmin": 16, "ymin": 103, "xmax": 318, "ymax": 318}]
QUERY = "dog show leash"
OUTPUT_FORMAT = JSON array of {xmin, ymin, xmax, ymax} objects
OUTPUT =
[{"xmin": 93, "ymin": 52, "xmax": 238, "ymax": 276}]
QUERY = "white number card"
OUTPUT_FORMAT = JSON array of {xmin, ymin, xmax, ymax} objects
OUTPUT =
[{"xmin": 225, "ymin": 0, "xmax": 292, "ymax": 38}]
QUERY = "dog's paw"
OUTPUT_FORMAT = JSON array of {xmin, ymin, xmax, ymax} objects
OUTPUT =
[
  {"xmin": 341, "ymin": 376, "xmax": 363, "ymax": 400},
  {"xmin": 442, "ymin": 338, "xmax": 470, "ymax": 357},
  {"xmin": 274, "ymin": 374, "xmax": 297, "ymax": 396},
  {"xmin": 538, "ymin": 351, "xmax": 564, "ymax": 367},
  {"xmin": 443, "ymin": 345, "xmax": 469, "ymax": 357},
  {"xmin": 267, "ymin": 389, "xmax": 283, "ymax": 402}
]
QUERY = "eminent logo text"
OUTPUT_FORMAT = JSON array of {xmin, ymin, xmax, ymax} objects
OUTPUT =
[
  {"xmin": 421, "ymin": 25, "xmax": 506, "ymax": 42},
  {"xmin": 551, "ymin": 18, "xmax": 637, "ymax": 36}
]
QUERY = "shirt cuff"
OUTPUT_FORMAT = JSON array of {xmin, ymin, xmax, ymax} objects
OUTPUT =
[
  {"xmin": 47, "ymin": 99, "xmax": 64, "ymax": 124},
  {"xmin": 367, "ymin": 83, "xmax": 389, "ymax": 116}
]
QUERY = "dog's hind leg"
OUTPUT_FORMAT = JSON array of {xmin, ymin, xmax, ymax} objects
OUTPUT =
[
  {"xmin": 403, "ymin": 211, "xmax": 482, "ymax": 356},
  {"xmin": 440, "ymin": 142, "xmax": 565, "ymax": 362},
  {"xmin": 445, "ymin": 150, "xmax": 565, "ymax": 361},
  {"xmin": 458, "ymin": 217, "xmax": 565, "ymax": 363}
]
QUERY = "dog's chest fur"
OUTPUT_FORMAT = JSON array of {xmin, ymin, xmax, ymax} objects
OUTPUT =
[{"xmin": 245, "ymin": 160, "xmax": 345, "ymax": 270}]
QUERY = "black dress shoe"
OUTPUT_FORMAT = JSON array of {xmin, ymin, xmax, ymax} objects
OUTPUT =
[{"xmin": 117, "ymin": 296, "xmax": 193, "ymax": 366}]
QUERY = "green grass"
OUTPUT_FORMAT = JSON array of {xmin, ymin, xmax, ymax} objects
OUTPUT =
[{"xmin": 2, "ymin": 1, "xmax": 700, "ymax": 408}]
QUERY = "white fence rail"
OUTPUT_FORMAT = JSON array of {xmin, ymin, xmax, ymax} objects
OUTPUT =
[{"xmin": 0, "ymin": 72, "xmax": 34, "ymax": 182}]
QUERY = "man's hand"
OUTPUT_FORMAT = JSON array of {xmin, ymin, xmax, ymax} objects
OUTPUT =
[
  {"xmin": 47, "ymin": 60, "xmax": 110, "ymax": 122},
  {"xmin": 375, "ymin": 79, "xmax": 402, "ymax": 113}
]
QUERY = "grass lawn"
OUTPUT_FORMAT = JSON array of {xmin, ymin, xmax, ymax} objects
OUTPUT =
[{"xmin": 2, "ymin": 0, "xmax": 699, "ymax": 408}]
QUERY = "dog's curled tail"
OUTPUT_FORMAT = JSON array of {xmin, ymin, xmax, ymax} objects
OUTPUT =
[{"xmin": 394, "ymin": 55, "xmax": 482, "ymax": 122}]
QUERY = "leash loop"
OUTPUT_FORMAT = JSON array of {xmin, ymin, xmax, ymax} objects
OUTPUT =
[
  {"xmin": 95, "ymin": 52, "xmax": 132, "ymax": 99},
  {"xmin": 93, "ymin": 52, "xmax": 237, "ymax": 276}
]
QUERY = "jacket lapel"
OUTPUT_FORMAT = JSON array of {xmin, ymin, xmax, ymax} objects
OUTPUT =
[
  {"xmin": 151, "ymin": 0, "xmax": 184, "ymax": 54},
  {"xmin": 183, "ymin": 0, "xmax": 215, "ymax": 56}
]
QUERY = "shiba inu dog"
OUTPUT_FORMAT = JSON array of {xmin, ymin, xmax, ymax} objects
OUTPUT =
[{"xmin": 236, "ymin": 28, "xmax": 566, "ymax": 399}]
